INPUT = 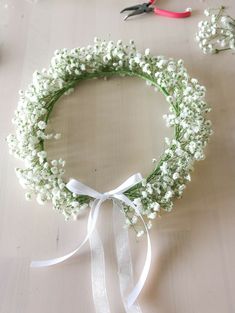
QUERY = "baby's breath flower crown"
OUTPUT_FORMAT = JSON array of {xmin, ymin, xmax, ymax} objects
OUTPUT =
[
  {"xmin": 196, "ymin": 6, "xmax": 235, "ymax": 54},
  {"xmin": 7, "ymin": 38, "xmax": 212, "ymax": 232}
]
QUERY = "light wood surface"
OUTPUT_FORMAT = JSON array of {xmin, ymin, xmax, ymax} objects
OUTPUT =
[{"xmin": 0, "ymin": 1, "xmax": 235, "ymax": 313}]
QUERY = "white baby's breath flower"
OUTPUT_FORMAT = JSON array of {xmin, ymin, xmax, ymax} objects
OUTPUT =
[
  {"xmin": 204, "ymin": 9, "xmax": 210, "ymax": 16},
  {"xmin": 71, "ymin": 201, "xmax": 79, "ymax": 208},
  {"xmin": 132, "ymin": 215, "xmax": 138, "ymax": 224},
  {"xmin": 141, "ymin": 178, "xmax": 147, "ymax": 187},
  {"xmin": 38, "ymin": 121, "xmax": 47, "ymax": 129},
  {"xmin": 137, "ymin": 230, "xmax": 144, "ymax": 238},
  {"xmin": 145, "ymin": 48, "xmax": 150, "ymax": 56},
  {"xmin": 54, "ymin": 133, "xmax": 61, "ymax": 140},
  {"xmin": 36, "ymin": 193, "xmax": 46, "ymax": 205},
  {"xmin": 25, "ymin": 192, "xmax": 32, "ymax": 201},
  {"xmin": 141, "ymin": 191, "xmax": 148, "ymax": 198},
  {"xmin": 165, "ymin": 190, "xmax": 173, "ymax": 200},
  {"xmin": 51, "ymin": 160, "xmax": 58, "ymax": 166},
  {"xmin": 51, "ymin": 167, "xmax": 58, "ymax": 174},
  {"xmin": 148, "ymin": 212, "xmax": 157, "ymax": 219},
  {"xmin": 153, "ymin": 202, "xmax": 160, "ymax": 212},
  {"xmin": 173, "ymin": 172, "xmax": 179, "ymax": 180},
  {"xmin": 133, "ymin": 198, "xmax": 142, "ymax": 207}
]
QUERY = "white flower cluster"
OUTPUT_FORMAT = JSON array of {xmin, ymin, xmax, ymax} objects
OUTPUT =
[
  {"xmin": 7, "ymin": 38, "xmax": 212, "ymax": 236},
  {"xmin": 196, "ymin": 6, "xmax": 235, "ymax": 54}
]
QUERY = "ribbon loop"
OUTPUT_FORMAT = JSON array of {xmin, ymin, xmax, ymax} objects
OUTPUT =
[{"xmin": 66, "ymin": 179, "xmax": 103, "ymax": 199}]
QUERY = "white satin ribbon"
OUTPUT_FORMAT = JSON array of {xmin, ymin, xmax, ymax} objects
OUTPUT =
[
  {"xmin": 30, "ymin": 173, "xmax": 151, "ymax": 310},
  {"xmin": 113, "ymin": 201, "xmax": 143, "ymax": 313},
  {"xmin": 90, "ymin": 228, "xmax": 111, "ymax": 313}
]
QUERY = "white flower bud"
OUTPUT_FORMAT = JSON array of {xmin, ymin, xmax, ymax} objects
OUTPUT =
[
  {"xmin": 25, "ymin": 192, "xmax": 32, "ymax": 201},
  {"xmin": 145, "ymin": 48, "xmax": 150, "ymax": 56},
  {"xmin": 51, "ymin": 167, "xmax": 58, "ymax": 174},
  {"xmin": 204, "ymin": 9, "xmax": 210, "ymax": 16},
  {"xmin": 173, "ymin": 172, "xmax": 179, "ymax": 180},
  {"xmin": 141, "ymin": 191, "xmax": 148, "ymax": 198},
  {"xmin": 137, "ymin": 230, "xmax": 144, "ymax": 238},
  {"xmin": 36, "ymin": 194, "xmax": 46, "ymax": 205},
  {"xmin": 147, "ymin": 212, "xmax": 156, "ymax": 219},
  {"xmin": 38, "ymin": 121, "xmax": 46, "ymax": 130},
  {"xmin": 153, "ymin": 202, "xmax": 160, "ymax": 211},
  {"xmin": 54, "ymin": 133, "xmax": 61, "ymax": 140}
]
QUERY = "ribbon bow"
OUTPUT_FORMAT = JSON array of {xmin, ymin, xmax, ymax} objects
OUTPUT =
[{"xmin": 31, "ymin": 173, "xmax": 151, "ymax": 312}]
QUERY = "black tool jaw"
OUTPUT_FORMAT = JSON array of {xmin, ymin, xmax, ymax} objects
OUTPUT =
[{"xmin": 121, "ymin": 2, "xmax": 153, "ymax": 20}]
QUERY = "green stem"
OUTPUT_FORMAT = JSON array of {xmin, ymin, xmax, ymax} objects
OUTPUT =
[
  {"xmin": 215, "ymin": 47, "xmax": 231, "ymax": 53},
  {"xmin": 216, "ymin": 6, "xmax": 225, "ymax": 21}
]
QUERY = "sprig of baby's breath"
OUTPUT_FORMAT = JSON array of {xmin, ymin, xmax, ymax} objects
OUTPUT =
[{"xmin": 196, "ymin": 6, "xmax": 235, "ymax": 54}]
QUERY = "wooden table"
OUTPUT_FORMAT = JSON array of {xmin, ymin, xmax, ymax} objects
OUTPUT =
[{"xmin": 0, "ymin": 0, "xmax": 235, "ymax": 312}]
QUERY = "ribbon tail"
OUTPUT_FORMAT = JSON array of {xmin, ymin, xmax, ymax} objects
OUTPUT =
[
  {"xmin": 90, "ymin": 227, "xmax": 111, "ymax": 313},
  {"xmin": 126, "ymin": 214, "xmax": 152, "ymax": 308},
  {"xmin": 112, "ymin": 194, "xmax": 152, "ymax": 308},
  {"xmin": 113, "ymin": 200, "xmax": 143, "ymax": 313},
  {"xmin": 30, "ymin": 199, "xmax": 102, "ymax": 268}
]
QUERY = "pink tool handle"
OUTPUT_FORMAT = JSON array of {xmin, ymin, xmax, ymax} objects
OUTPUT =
[
  {"xmin": 148, "ymin": 1, "xmax": 191, "ymax": 18},
  {"xmin": 153, "ymin": 7, "xmax": 191, "ymax": 18}
]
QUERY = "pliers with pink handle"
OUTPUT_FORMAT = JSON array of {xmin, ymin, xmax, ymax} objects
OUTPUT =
[{"xmin": 120, "ymin": 0, "xmax": 192, "ymax": 21}]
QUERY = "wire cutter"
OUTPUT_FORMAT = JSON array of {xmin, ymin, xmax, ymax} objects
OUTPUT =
[{"xmin": 120, "ymin": 0, "xmax": 192, "ymax": 21}]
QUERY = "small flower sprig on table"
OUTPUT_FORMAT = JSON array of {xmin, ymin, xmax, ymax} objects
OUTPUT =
[{"xmin": 196, "ymin": 6, "xmax": 235, "ymax": 54}]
